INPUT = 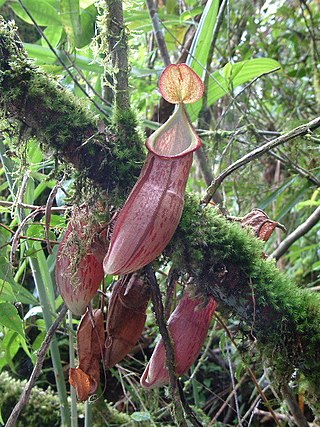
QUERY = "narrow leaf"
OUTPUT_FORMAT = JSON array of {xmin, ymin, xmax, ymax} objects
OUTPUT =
[{"xmin": 186, "ymin": 0, "xmax": 219, "ymax": 79}]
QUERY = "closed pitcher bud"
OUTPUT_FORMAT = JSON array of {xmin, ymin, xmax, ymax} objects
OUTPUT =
[
  {"xmin": 56, "ymin": 205, "xmax": 107, "ymax": 316},
  {"xmin": 141, "ymin": 293, "xmax": 217, "ymax": 389}
]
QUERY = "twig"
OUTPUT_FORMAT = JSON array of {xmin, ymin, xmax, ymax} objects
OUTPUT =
[
  {"xmin": 17, "ymin": 0, "xmax": 109, "ymax": 117},
  {"xmin": 254, "ymin": 409, "xmax": 317, "ymax": 427},
  {"xmin": 10, "ymin": 208, "xmax": 41, "ymax": 265},
  {"xmin": 146, "ymin": 266, "xmax": 187, "ymax": 427},
  {"xmin": 270, "ymin": 149, "xmax": 320, "ymax": 187},
  {"xmin": 271, "ymin": 206, "xmax": 320, "ymax": 260},
  {"xmin": 177, "ymin": 381, "xmax": 203, "ymax": 427},
  {"xmin": 145, "ymin": 0, "xmax": 171, "ymax": 66},
  {"xmin": 45, "ymin": 184, "xmax": 60, "ymax": 254},
  {"xmin": 226, "ymin": 344, "xmax": 243, "ymax": 426},
  {"xmin": 5, "ymin": 304, "xmax": 68, "ymax": 427},
  {"xmin": 0, "ymin": 200, "xmax": 68, "ymax": 212},
  {"xmin": 202, "ymin": 115, "xmax": 320, "ymax": 204},
  {"xmin": 164, "ymin": 268, "xmax": 178, "ymax": 320},
  {"xmin": 208, "ymin": 378, "xmax": 245, "ymax": 425},
  {"xmin": 281, "ymin": 383, "xmax": 310, "ymax": 427},
  {"xmin": 214, "ymin": 313, "xmax": 282, "ymax": 427}
]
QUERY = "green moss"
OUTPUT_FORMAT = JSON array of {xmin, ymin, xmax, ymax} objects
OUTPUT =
[
  {"xmin": 0, "ymin": 17, "xmax": 145, "ymax": 202},
  {"xmin": 170, "ymin": 194, "xmax": 320, "ymax": 405},
  {"xmin": 0, "ymin": 371, "xmax": 150, "ymax": 426}
]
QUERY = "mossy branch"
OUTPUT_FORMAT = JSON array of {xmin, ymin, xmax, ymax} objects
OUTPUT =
[
  {"xmin": 103, "ymin": 0, "xmax": 130, "ymax": 115},
  {"xmin": 0, "ymin": 17, "xmax": 144, "ymax": 198},
  {"xmin": 1, "ymin": 15, "xmax": 320, "ymax": 416}
]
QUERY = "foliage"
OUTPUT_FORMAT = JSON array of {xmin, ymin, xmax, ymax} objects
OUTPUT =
[{"xmin": 0, "ymin": 0, "xmax": 319, "ymax": 426}]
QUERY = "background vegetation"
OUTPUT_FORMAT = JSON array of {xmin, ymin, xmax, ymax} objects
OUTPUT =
[{"xmin": 0, "ymin": 0, "xmax": 319, "ymax": 426}]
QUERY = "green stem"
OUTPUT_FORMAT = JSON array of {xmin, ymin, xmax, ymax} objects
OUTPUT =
[
  {"xmin": 0, "ymin": 140, "xmax": 71, "ymax": 426},
  {"xmin": 68, "ymin": 310, "xmax": 78, "ymax": 427},
  {"xmin": 84, "ymin": 401, "xmax": 92, "ymax": 427}
]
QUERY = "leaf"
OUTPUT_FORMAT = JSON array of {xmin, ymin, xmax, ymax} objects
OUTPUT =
[
  {"xmin": 186, "ymin": 0, "xmax": 219, "ymax": 79},
  {"xmin": 0, "ymin": 256, "xmax": 38, "ymax": 305},
  {"xmin": 60, "ymin": 0, "xmax": 82, "ymax": 48},
  {"xmin": 78, "ymin": 5, "xmax": 97, "ymax": 48},
  {"xmin": 80, "ymin": 0, "xmax": 95, "ymax": 6},
  {"xmin": 0, "ymin": 303, "xmax": 25, "ymax": 337},
  {"xmin": 131, "ymin": 412, "xmax": 152, "ymax": 422},
  {"xmin": 10, "ymin": 0, "xmax": 61, "ymax": 26},
  {"xmin": 159, "ymin": 64, "xmax": 204, "ymax": 104},
  {"xmin": 0, "ymin": 281, "xmax": 16, "ymax": 303},
  {"xmin": 259, "ymin": 176, "xmax": 297, "ymax": 210},
  {"xmin": 41, "ymin": 25, "xmax": 63, "ymax": 48},
  {"xmin": 188, "ymin": 58, "xmax": 281, "ymax": 121},
  {"xmin": 24, "ymin": 43, "xmax": 104, "ymax": 74}
]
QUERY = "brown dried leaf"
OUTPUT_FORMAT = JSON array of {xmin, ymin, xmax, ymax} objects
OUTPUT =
[
  {"xmin": 69, "ymin": 367, "xmax": 97, "ymax": 402},
  {"xmin": 240, "ymin": 209, "xmax": 284, "ymax": 242},
  {"xmin": 69, "ymin": 308, "xmax": 105, "ymax": 400},
  {"xmin": 104, "ymin": 274, "xmax": 150, "ymax": 368}
]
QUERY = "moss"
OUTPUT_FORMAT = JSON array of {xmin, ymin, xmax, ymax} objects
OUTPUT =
[
  {"xmin": 169, "ymin": 194, "xmax": 320, "ymax": 405},
  {"xmin": 0, "ymin": 371, "xmax": 150, "ymax": 426},
  {"xmin": 0, "ymin": 17, "xmax": 145, "ymax": 202}
]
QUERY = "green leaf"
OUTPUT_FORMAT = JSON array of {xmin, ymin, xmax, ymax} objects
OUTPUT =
[
  {"xmin": 24, "ymin": 43, "xmax": 104, "ymax": 73},
  {"xmin": 0, "ymin": 281, "xmax": 16, "ymax": 302},
  {"xmin": 131, "ymin": 412, "xmax": 151, "ymax": 422},
  {"xmin": 0, "ymin": 303, "xmax": 25, "ymax": 337},
  {"xmin": 0, "ymin": 256, "xmax": 38, "ymax": 304},
  {"xmin": 186, "ymin": 0, "xmax": 219, "ymax": 79},
  {"xmin": 60, "ymin": 0, "xmax": 82, "ymax": 48},
  {"xmin": 42, "ymin": 25, "xmax": 63, "ymax": 48},
  {"xmin": 188, "ymin": 58, "xmax": 281, "ymax": 121},
  {"xmin": 10, "ymin": 0, "xmax": 61, "ymax": 26},
  {"xmin": 259, "ymin": 176, "xmax": 297, "ymax": 210},
  {"xmin": 0, "ymin": 0, "xmax": 6, "ymax": 8},
  {"xmin": 80, "ymin": 0, "xmax": 96, "ymax": 7},
  {"xmin": 78, "ymin": 4, "xmax": 97, "ymax": 48},
  {"xmin": 0, "ymin": 330, "xmax": 21, "ymax": 371}
]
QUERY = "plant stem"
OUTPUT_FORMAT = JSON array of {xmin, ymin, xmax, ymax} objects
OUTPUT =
[
  {"xmin": 271, "ymin": 206, "xmax": 320, "ymax": 260},
  {"xmin": 146, "ymin": 266, "xmax": 187, "ymax": 427},
  {"xmin": 4, "ymin": 305, "xmax": 68, "ymax": 427},
  {"xmin": 69, "ymin": 310, "xmax": 78, "ymax": 427},
  {"xmin": 84, "ymin": 401, "xmax": 93, "ymax": 427},
  {"xmin": 0, "ymin": 140, "xmax": 71, "ymax": 426},
  {"xmin": 145, "ymin": 0, "xmax": 171, "ymax": 66}
]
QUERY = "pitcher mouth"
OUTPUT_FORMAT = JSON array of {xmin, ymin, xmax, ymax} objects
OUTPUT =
[{"xmin": 146, "ymin": 104, "xmax": 202, "ymax": 159}]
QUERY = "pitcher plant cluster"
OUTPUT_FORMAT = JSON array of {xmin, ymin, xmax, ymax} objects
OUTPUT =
[{"xmin": 56, "ymin": 64, "xmax": 280, "ymax": 401}]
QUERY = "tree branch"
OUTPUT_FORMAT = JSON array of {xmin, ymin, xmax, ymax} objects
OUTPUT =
[
  {"xmin": 145, "ymin": 0, "xmax": 171, "ymax": 66},
  {"xmin": 5, "ymin": 305, "xmax": 68, "ymax": 427},
  {"xmin": 271, "ymin": 206, "xmax": 320, "ymax": 260},
  {"xmin": 0, "ymin": 17, "xmax": 144, "ymax": 197},
  {"xmin": 104, "ymin": 0, "xmax": 130, "ymax": 113},
  {"xmin": 202, "ymin": 116, "xmax": 320, "ymax": 204},
  {"xmin": 146, "ymin": 267, "xmax": 188, "ymax": 427}
]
